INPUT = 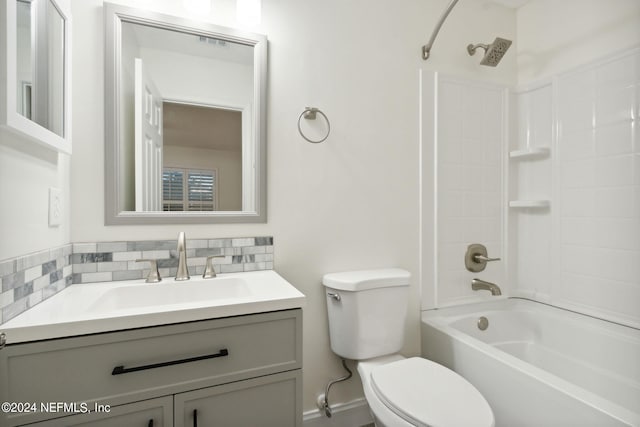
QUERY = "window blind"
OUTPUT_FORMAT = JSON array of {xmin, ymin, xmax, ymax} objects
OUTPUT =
[{"xmin": 162, "ymin": 168, "xmax": 216, "ymax": 211}]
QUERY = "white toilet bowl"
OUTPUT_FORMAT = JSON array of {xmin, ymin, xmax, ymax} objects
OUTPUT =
[{"xmin": 358, "ymin": 354, "xmax": 494, "ymax": 427}]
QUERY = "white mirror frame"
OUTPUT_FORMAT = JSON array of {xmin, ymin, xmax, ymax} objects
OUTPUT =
[
  {"xmin": 0, "ymin": 0, "xmax": 72, "ymax": 154},
  {"xmin": 104, "ymin": 3, "xmax": 267, "ymax": 225}
]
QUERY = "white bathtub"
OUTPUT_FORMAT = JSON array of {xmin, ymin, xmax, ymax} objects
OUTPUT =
[{"xmin": 421, "ymin": 298, "xmax": 640, "ymax": 427}]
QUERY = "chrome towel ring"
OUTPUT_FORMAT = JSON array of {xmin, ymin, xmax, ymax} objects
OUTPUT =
[{"xmin": 297, "ymin": 107, "xmax": 331, "ymax": 143}]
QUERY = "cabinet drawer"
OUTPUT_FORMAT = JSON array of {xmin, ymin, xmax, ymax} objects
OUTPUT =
[
  {"xmin": 1, "ymin": 309, "xmax": 301, "ymax": 426},
  {"xmin": 24, "ymin": 396, "xmax": 172, "ymax": 427}
]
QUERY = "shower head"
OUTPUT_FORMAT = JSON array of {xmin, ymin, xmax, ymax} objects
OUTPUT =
[{"xmin": 467, "ymin": 37, "xmax": 512, "ymax": 67}]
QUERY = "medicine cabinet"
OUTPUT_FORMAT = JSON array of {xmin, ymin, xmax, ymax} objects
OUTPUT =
[{"xmin": 0, "ymin": 0, "xmax": 72, "ymax": 154}]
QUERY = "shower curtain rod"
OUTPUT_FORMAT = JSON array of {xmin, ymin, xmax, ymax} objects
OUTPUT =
[{"xmin": 422, "ymin": 0, "xmax": 461, "ymax": 60}]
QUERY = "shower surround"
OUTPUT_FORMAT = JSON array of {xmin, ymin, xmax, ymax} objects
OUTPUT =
[{"xmin": 421, "ymin": 46, "xmax": 640, "ymax": 328}]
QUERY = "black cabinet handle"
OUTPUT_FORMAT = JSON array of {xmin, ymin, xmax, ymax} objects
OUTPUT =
[
  {"xmin": 111, "ymin": 348, "xmax": 229, "ymax": 375},
  {"xmin": 193, "ymin": 409, "xmax": 198, "ymax": 427},
  {"xmin": 148, "ymin": 420, "xmax": 154, "ymax": 427}
]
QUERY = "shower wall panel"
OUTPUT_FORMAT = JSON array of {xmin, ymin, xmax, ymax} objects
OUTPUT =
[
  {"xmin": 434, "ymin": 75, "xmax": 508, "ymax": 307},
  {"xmin": 554, "ymin": 48, "xmax": 640, "ymax": 327}
]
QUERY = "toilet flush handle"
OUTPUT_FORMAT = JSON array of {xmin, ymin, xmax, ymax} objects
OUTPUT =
[{"xmin": 327, "ymin": 292, "xmax": 341, "ymax": 301}]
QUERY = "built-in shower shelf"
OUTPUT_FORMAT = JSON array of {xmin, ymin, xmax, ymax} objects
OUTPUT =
[
  {"xmin": 509, "ymin": 200, "xmax": 550, "ymax": 208},
  {"xmin": 509, "ymin": 147, "xmax": 550, "ymax": 160}
]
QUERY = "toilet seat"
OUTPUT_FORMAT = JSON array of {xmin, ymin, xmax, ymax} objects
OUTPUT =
[{"xmin": 370, "ymin": 357, "xmax": 494, "ymax": 427}]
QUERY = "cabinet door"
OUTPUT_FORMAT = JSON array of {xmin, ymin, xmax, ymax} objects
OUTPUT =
[
  {"xmin": 175, "ymin": 370, "xmax": 302, "ymax": 427},
  {"xmin": 24, "ymin": 396, "xmax": 172, "ymax": 427}
]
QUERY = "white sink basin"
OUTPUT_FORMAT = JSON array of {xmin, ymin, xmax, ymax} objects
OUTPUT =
[
  {"xmin": 1, "ymin": 270, "xmax": 305, "ymax": 344},
  {"xmin": 89, "ymin": 277, "xmax": 251, "ymax": 312}
]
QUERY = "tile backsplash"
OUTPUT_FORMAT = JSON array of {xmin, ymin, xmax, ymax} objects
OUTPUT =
[
  {"xmin": 0, "ymin": 236, "xmax": 274, "ymax": 324},
  {"xmin": 0, "ymin": 245, "xmax": 73, "ymax": 323}
]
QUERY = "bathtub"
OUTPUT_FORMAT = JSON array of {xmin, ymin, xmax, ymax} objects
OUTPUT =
[{"xmin": 421, "ymin": 298, "xmax": 640, "ymax": 427}]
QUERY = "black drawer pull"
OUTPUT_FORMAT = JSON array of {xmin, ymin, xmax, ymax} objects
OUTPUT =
[
  {"xmin": 148, "ymin": 420, "xmax": 154, "ymax": 427},
  {"xmin": 193, "ymin": 409, "xmax": 198, "ymax": 427},
  {"xmin": 112, "ymin": 348, "xmax": 229, "ymax": 375}
]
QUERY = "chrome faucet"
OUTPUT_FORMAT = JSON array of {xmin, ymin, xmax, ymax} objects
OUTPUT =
[
  {"xmin": 472, "ymin": 278, "xmax": 502, "ymax": 296},
  {"xmin": 175, "ymin": 232, "xmax": 190, "ymax": 281}
]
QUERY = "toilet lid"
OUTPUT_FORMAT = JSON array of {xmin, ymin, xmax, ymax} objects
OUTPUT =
[{"xmin": 370, "ymin": 357, "xmax": 494, "ymax": 427}]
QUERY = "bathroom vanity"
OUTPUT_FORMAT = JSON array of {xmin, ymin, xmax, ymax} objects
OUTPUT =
[{"xmin": 0, "ymin": 271, "xmax": 304, "ymax": 427}]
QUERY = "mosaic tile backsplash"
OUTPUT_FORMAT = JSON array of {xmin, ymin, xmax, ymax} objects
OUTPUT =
[
  {"xmin": 0, "ymin": 236, "xmax": 274, "ymax": 324},
  {"xmin": 0, "ymin": 245, "xmax": 73, "ymax": 324}
]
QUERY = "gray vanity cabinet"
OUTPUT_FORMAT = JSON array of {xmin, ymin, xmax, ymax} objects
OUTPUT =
[{"xmin": 0, "ymin": 309, "xmax": 302, "ymax": 427}]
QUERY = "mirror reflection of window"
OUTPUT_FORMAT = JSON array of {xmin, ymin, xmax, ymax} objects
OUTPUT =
[{"xmin": 162, "ymin": 168, "xmax": 217, "ymax": 212}]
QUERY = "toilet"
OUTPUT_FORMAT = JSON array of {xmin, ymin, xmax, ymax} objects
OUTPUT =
[{"xmin": 322, "ymin": 268, "xmax": 494, "ymax": 427}]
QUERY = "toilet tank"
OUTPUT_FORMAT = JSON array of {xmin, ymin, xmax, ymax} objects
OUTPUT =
[{"xmin": 322, "ymin": 268, "xmax": 410, "ymax": 360}]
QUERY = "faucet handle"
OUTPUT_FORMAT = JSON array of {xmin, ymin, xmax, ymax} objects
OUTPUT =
[
  {"xmin": 203, "ymin": 256, "xmax": 225, "ymax": 279},
  {"xmin": 473, "ymin": 254, "xmax": 501, "ymax": 263},
  {"xmin": 465, "ymin": 243, "xmax": 500, "ymax": 272},
  {"xmin": 136, "ymin": 259, "xmax": 162, "ymax": 283}
]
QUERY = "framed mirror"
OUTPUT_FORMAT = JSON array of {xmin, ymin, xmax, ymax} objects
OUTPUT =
[
  {"xmin": 104, "ymin": 3, "xmax": 267, "ymax": 224},
  {"xmin": 0, "ymin": 0, "xmax": 71, "ymax": 154}
]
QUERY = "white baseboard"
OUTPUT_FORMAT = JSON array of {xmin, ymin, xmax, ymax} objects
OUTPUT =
[{"xmin": 303, "ymin": 398, "xmax": 373, "ymax": 427}]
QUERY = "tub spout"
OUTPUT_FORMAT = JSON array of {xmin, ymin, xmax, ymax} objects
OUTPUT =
[{"xmin": 472, "ymin": 278, "xmax": 501, "ymax": 296}]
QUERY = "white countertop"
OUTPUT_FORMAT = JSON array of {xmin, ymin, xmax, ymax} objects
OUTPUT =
[{"xmin": 1, "ymin": 270, "xmax": 305, "ymax": 344}]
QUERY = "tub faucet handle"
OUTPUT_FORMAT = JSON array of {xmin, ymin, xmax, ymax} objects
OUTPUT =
[
  {"xmin": 136, "ymin": 259, "xmax": 162, "ymax": 283},
  {"xmin": 465, "ymin": 243, "xmax": 500, "ymax": 272},
  {"xmin": 473, "ymin": 254, "xmax": 501, "ymax": 263}
]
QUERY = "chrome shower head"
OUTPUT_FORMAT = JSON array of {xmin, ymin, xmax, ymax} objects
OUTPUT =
[{"xmin": 467, "ymin": 37, "xmax": 512, "ymax": 67}]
